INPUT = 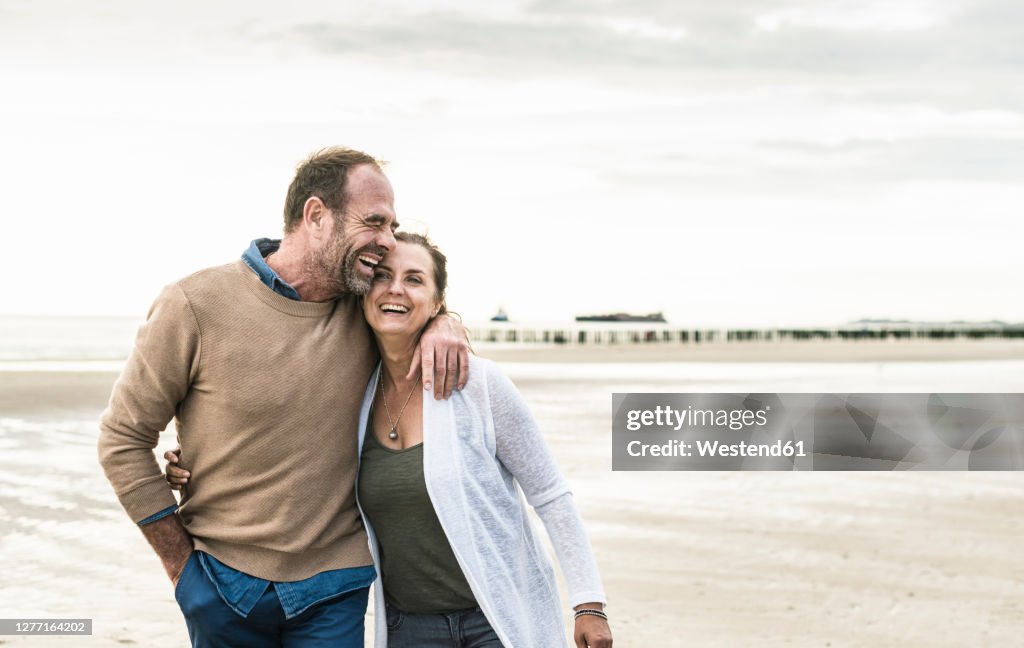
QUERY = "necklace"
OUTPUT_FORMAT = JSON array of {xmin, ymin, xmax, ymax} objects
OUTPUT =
[{"xmin": 379, "ymin": 371, "xmax": 420, "ymax": 440}]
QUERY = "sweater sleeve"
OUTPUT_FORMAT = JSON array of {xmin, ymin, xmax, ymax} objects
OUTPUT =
[
  {"xmin": 97, "ymin": 283, "xmax": 201, "ymax": 523},
  {"xmin": 488, "ymin": 363, "xmax": 607, "ymax": 608}
]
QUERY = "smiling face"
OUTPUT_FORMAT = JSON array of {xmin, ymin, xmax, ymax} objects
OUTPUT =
[
  {"xmin": 363, "ymin": 240, "xmax": 442, "ymax": 340},
  {"xmin": 308, "ymin": 164, "xmax": 398, "ymax": 297}
]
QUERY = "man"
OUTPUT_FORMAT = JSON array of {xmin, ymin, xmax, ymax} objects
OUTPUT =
[{"xmin": 98, "ymin": 147, "xmax": 470, "ymax": 647}]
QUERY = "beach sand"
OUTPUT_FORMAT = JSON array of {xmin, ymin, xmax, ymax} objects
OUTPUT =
[
  {"xmin": 0, "ymin": 371, "xmax": 119, "ymax": 418},
  {"xmin": 1, "ymin": 344, "xmax": 1021, "ymax": 646},
  {"xmin": 477, "ymin": 338, "xmax": 1024, "ymax": 364}
]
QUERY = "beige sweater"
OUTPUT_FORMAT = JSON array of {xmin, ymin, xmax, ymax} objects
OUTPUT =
[{"xmin": 98, "ymin": 260, "xmax": 376, "ymax": 581}]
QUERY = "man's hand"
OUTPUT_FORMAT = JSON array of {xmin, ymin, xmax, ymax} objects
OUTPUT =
[
  {"xmin": 139, "ymin": 513, "xmax": 194, "ymax": 587},
  {"xmin": 573, "ymin": 604, "xmax": 612, "ymax": 648},
  {"xmin": 410, "ymin": 313, "xmax": 470, "ymax": 399}
]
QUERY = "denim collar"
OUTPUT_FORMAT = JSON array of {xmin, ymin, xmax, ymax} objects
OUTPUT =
[{"xmin": 241, "ymin": 238, "xmax": 302, "ymax": 301}]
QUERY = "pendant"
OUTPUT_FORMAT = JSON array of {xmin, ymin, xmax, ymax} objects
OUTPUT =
[{"xmin": 388, "ymin": 428, "xmax": 398, "ymax": 440}]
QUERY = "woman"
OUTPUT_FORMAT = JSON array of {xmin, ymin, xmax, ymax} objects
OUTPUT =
[{"xmin": 168, "ymin": 233, "xmax": 613, "ymax": 648}]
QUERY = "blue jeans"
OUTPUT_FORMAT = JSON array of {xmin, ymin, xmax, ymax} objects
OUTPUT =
[
  {"xmin": 175, "ymin": 552, "xmax": 368, "ymax": 647},
  {"xmin": 385, "ymin": 603, "xmax": 502, "ymax": 648}
]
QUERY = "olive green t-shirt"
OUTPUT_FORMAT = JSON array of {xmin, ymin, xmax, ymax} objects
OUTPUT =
[{"xmin": 358, "ymin": 432, "xmax": 477, "ymax": 613}]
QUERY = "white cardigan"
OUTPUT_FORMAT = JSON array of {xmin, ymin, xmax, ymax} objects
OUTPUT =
[{"xmin": 356, "ymin": 356, "xmax": 606, "ymax": 648}]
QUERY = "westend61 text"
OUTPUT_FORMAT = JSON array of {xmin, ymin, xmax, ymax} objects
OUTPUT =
[{"xmin": 627, "ymin": 439, "xmax": 807, "ymax": 458}]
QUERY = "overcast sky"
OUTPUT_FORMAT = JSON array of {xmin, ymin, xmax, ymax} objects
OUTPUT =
[{"xmin": 1, "ymin": 0, "xmax": 1021, "ymax": 326}]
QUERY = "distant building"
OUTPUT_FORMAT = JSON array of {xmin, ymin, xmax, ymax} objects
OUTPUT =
[{"xmin": 575, "ymin": 312, "xmax": 666, "ymax": 323}]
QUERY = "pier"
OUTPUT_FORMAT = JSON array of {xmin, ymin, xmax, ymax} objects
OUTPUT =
[{"xmin": 468, "ymin": 321, "xmax": 1024, "ymax": 346}]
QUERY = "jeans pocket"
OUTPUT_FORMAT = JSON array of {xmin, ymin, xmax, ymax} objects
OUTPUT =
[
  {"xmin": 385, "ymin": 604, "xmax": 405, "ymax": 632},
  {"xmin": 173, "ymin": 551, "xmax": 197, "ymax": 604}
]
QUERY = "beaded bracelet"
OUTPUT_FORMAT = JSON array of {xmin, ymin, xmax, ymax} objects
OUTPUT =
[{"xmin": 574, "ymin": 609, "xmax": 608, "ymax": 621}]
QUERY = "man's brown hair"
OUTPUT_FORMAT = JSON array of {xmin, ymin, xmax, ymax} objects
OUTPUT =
[{"xmin": 283, "ymin": 147, "xmax": 381, "ymax": 233}]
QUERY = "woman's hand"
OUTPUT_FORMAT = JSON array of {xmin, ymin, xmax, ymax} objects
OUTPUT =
[
  {"xmin": 573, "ymin": 604, "xmax": 612, "ymax": 648},
  {"xmin": 164, "ymin": 448, "xmax": 191, "ymax": 490},
  {"xmin": 412, "ymin": 313, "xmax": 470, "ymax": 400}
]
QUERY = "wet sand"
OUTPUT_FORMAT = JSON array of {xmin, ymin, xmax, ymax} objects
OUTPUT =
[
  {"xmin": 477, "ymin": 339, "xmax": 1024, "ymax": 364},
  {"xmin": 0, "ymin": 371, "xmax": 118, "ymax": 418},
  {"xmin": 1, "ymin": 346, "xmax": 1022, "ymax": 646}
]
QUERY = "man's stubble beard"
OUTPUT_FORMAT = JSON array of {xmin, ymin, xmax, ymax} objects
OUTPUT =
[
  {"xmin": 305, "ymin": 224, "xmax": 374, "ymax": 299},
  {"xmin": 339, "ymin": 241, "xmax": 374, "ymax": 296}
]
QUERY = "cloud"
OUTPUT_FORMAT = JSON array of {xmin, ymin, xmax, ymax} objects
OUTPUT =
[
  {"xmin": 585, "ymin": 132, "xmax": 1024, "ymax": 199},
  {"xmin": 756, "ymin": 136, "xmax": 1024, "ymax": 183},
  {"xmin": 255, "ymin": 12, "xmax": 689, "ymax": 78},
  {"xmin": 254, "ymin": 0, "xmax": 1024, "ymax": 113},
  {"xmin": 7, "ymin": 1, "xmax": 1023, "ymax": 113}
]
